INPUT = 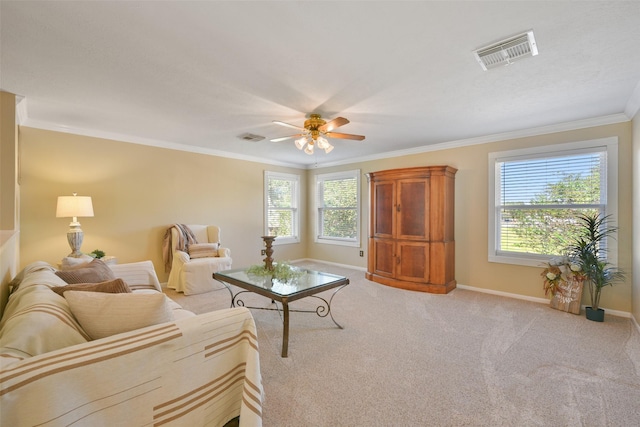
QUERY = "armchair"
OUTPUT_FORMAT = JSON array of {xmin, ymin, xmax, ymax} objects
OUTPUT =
[{"xmin": 166, "ymin": 225, "xmax": 233, "ymax": 295}]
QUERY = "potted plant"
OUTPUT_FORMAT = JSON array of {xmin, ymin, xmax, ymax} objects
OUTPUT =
[
  {"xmin": 90, "ymin": 249, "xmax": 105, "ymax": 259},
  {"xmin": 565, "ymin": 212, "xmax": 625, "ymax": 322}
]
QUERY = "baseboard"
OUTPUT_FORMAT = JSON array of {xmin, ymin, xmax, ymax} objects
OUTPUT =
[
  {"xmin": 456, "ymin": 283, "xmax": 550, "ymax": 304},
  {"xmin": 291, "ymin": 258, "xmax": 367, "ymax": 272},
  {"xmin": 456, "ymin": 283, "xmax": 632, "ymax": 319},
  {"xmin": 292, "ymin": 260, "xmax": 635, "ymax": 319},
  {"xmin": 632, "ymin": 315, "xmax": 640, "ymax": 335}
]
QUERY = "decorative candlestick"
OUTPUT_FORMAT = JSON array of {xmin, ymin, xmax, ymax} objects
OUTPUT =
[{"xmin": 261, "ymin": 236, "xmax": 276, "ymax": 271}]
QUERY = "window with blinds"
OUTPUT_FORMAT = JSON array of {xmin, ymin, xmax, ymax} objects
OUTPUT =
[
  {"xmin": 315, "ymin": 170, "xmax": 360, "ymax": 246},
  {"xmin": 488, "ymin": 138, "xmax": 618, "ymax": 266},
  {"xmin": 264, "ymin": 171, "xmax": 299, "ymax": 244}
]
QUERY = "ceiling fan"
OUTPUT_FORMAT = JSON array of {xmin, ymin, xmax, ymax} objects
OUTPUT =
[{"xmin": 270, "ymin": 114, "xmax": 365, "ymax": 154}]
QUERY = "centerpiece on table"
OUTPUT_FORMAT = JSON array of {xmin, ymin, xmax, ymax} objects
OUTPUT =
[
  {"xmin": 251, "ymin": 235, "xmax": 305, "ymax": 286},
  {"xmin": 246, "ymin": 261, "xmax": 305, "ymax": 285}
]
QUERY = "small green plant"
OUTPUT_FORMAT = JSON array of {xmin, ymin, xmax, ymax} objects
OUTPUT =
[
  {"xmin": 90, "ymin": 249, "xmax": 105, "ymax": 259},
  {"xmin": 247, "ymin": 262, "xmax": 304, "ymax": 282}
]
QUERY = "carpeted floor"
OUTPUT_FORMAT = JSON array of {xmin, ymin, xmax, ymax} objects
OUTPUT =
[{"xmin": 164, "ymin": 261, "xmax": 640, "ymax": 426}]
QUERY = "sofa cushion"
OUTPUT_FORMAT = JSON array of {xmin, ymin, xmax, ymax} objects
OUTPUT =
[
  {"xmin": 55, "ymin": 258, "xmax": 116, "ymax": 284},
  {"xmin": 65, "ymin": 291, "xmax": 173, "ymax": 340},
  {"xmin": 188, "ymin": 242, "xmax": 220, "ymax": 258},
  {"xmin": 0, "ymin": 263, "xmax": 90, "ymax": 363},
  {"xmin": 109, "ymin": 260, "xmax": 163, "ymax": 292},
  {"xmin": 60, "ymin": 254, "xmax": 94, "ymax": 269},
  {"xmin": 51, "ymin": 278, "xmax": 132, "ymax": 296}
]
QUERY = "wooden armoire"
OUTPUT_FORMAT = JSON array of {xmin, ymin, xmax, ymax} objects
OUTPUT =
[{"xmin": 365, "ymin": 166, "xmax": 457, "ymax": 294}]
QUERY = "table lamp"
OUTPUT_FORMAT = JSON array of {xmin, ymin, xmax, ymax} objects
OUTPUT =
[{"xmin": 56, "ymin": 193, "xmax": 94, "ymax": 257}]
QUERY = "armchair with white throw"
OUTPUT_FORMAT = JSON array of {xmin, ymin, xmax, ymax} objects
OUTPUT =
[{"xmin": 165, "ymin": 224, "xmax": 233, "ymax": 295}]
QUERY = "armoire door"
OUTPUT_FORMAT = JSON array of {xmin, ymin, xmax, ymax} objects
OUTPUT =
[
  {"xmin": 372, "ymin": 180, "xmax": 395, "ymax": 239},
  {"xmin": 372, "ymin": 238, "xmax": 395, "ymax": 277},
  {"xmin": 397, "ymin": 178, "xmax": 429, "ymax": 240},
  {"xmin": 396, "ymin": 241, "xmax": 429, "ymax": 282}
]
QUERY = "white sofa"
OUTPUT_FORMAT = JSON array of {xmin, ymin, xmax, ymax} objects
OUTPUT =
[
  {"xmin": 167, "ymin": 225, "xmax": 233, "ymax": 295},
  {"xmin": 0, "ymin": 260, "xmax": 262, "ymax": 427}
]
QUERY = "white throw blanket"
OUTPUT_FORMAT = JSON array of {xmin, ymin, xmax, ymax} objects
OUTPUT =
[
  {"xmin": 1, "ymin": 307, "xmax": 263, "ymax": 426},
  {"xmin": 0, "ymin": 261, "xmax": 263, "ymax": 426},
  {"xmin": 162, "ymin": 223, "xmax": 197, "ymax": 273}
]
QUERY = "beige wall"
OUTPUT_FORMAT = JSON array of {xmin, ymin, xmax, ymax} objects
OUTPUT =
[
  {"xmin": 19, "ymin": 127, "xmax": 306, "ymax": 282},
  {"xmin": 18, "ymin": 121, "xmax": 634, "ymax": 313},
  {"xmin": 632, "ymin": 110, "xmax": 640, "ymax": 325},
  {"xmin": 1, "ymin": 92, "xmax": 18, "ymax": 231},
  {"xmin": 308, "ymin": 122, "xmax": 634, "ymax": 313},
  {"xmin": 0, "ymin": 91, "xmax": 20, "ymax": 317}
]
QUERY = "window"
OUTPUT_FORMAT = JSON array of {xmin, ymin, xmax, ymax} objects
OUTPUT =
[
  {"xmin": 315, "ymin": 170, "xmax": 360, "ymax": 247},
  {"xmin": 488, "ymin": 137, "xmax": 618, "ymax": 267},
  {"xmin": 264, "ymin": 171, "xmax": 300, "ymax": 245}
]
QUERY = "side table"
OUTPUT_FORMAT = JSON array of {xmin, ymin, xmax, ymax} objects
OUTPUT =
[{"xmin": 102, "ymin": 256, "xmax": 117, "ymax": 265}]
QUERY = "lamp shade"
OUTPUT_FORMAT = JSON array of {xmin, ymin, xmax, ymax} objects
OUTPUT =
[{"xmin": 56, "ymin": 195, "xmax": 94, "ymax": 218}]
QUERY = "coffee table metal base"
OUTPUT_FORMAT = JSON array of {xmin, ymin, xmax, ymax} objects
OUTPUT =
[
  {"xmin": 232, "ymin": 286, "xmax": 347, "ymax": 357},
  {"xmin": 213, "ymin": 269, "xmax": 349, "ymax": 357}
]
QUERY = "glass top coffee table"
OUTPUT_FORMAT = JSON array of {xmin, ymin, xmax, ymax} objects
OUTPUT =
[{"xmin": 213, "ymin": 267, "xmax": 349, "ymax": 357}]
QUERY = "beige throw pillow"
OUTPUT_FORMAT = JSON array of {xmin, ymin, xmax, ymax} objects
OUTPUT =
[
  {"xmin": 51, "ymin": 278, "xmax": 131, "ymax": 296},
  {"xmin": 188, "ymin": 243, "xmax": 220, "ymax": 259},
  {"xmin": 65, "ymin": 291, "xmax": 173, "ymax": 340},
  {"xmin": 55, "ymin": 258, "xmax": 116, "ymax": 284}
]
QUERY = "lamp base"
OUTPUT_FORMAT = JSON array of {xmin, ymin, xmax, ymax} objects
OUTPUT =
[{"xmin": 67, "ymin": 227, "xmax": 85, "ymax": 258}]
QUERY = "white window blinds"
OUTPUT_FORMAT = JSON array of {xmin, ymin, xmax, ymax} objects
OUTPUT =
[
  {"xmin": 488, "ymin": 137, "xmax": 617, "ymax": 266},
  {"xmin": 265, "ymin": 172, "xmax": 299, "ymax": 244},
  {"xmin": 315, "ymin": 170, "xmax": 360, "ymax": 246}
]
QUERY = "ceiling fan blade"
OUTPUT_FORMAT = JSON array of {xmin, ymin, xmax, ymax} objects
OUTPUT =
[
  {"xmin": 319, "ymin": 117, "xmax": 349, "ymax": 132},
  {"xmin": 272, "ymin": 120, "xmax": 305, "ymax": 131},
  {"xmin": 326, "ymin": 132, "xmax": 365, "ymax": 141},
  {"xmin": 270, "ymin": 134, "xmax": 303, "ymax": 142}
]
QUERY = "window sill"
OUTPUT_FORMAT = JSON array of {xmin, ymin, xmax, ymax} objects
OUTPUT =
[
  {"xmin": 272, "ymin": 237, "xmax": 300, "ymax": 246},
  {"xmin": 489, "ymin": 252, "xmax": 551, "ymax": 268},
  {"xmin": 315, "ymin": 238, "xmax": 359, "ymax": 248}
]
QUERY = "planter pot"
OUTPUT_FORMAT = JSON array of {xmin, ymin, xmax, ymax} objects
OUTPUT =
[{"xmin": 585, "ymin": 307, "xmax": 604, "ymax": 322}]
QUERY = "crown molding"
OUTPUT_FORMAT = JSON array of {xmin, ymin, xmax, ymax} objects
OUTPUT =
[
  {"xmin": 20, "ymin": 111, "xmax": 629, "ymax": 171},
  {"xmin": 21, "ymin": 119, "xmax": 305, "ymax": 168},
  {"xmin": 15, "ymin": 96, "xmax": 28, "ymax": 125},
  {"xmin": 312, "ymin": 113, "xmax": 631, "ymax": 169},
  {"xmin": 625, "ymin": 80, "xmax": 640, "ymax": 119}
]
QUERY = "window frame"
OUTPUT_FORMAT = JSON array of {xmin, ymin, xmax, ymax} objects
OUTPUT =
[
  {"xmin": 314, "ymin": 169, "xmax": 361, "ymax": 247},
  {"xmin": 264, "ymin": 171, "xmax": 300, "ymax": 246},
  {"xmin": 488, "ymin": 137, "xmax": 618, "ymax": 267}
]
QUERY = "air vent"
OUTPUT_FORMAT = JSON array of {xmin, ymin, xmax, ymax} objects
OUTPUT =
[
  {"xmin": 473, "ymin": 30, "xmax": 538, "ymax": 71},
  {"xmin": 238, "ymin": 133, "xmax": 265, "ymax": 142}
]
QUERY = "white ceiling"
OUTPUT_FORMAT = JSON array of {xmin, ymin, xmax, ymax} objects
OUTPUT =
[{"xmin": 2, "ymin": 1, "xmax": 640, "ymax": 168}]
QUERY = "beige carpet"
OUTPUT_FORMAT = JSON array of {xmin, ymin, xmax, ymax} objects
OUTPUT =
[{"xmin": 164, "ymin": 261, "xmax": 640, "ymax": 426}]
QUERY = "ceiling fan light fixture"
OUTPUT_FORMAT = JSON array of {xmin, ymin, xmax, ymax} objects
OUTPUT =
[
  {"xmin": 324, "ymin": 143, "xmax": 334, "ymax": 154},
  {"xmin": 271, "ymin": 113, "xmax": 365, "ymax": 155},
  {"xmin": 316, "ymin": 136, "xmax": 329, "ymax": 149}
]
